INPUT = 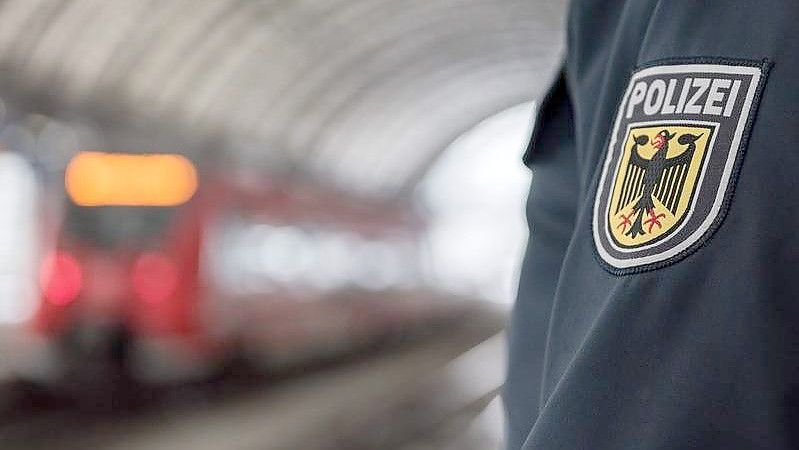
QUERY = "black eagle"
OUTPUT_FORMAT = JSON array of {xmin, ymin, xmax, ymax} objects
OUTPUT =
[{"xmin": 615, "ymin": 130, "xmax": 703, "ymax": 239}]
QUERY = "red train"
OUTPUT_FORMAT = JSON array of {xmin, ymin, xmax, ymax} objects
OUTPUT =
[{"xmin": 12, "ymin": 151, "xmax": 461, "ymax": 386}]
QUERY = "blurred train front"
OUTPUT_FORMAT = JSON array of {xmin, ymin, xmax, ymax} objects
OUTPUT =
[
  {"xmin": 20, "ymin": 151, "xmax": 211, "ymax": 386},
  {"xmin": 10, "ymin": 150, "xmax": 458, "ymax": 389}
]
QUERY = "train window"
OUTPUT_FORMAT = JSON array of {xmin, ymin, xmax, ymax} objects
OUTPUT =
[
  {"xmin": 203, "ymin": 214, "xmax": 420, "ymax": 296},
  {"xmin": 62, "ymin": 204, "xmax": 175, "ymax": 248},
  {"xmin": 59, "ymin": 151, "xmax": 195, "ymax": 247}
]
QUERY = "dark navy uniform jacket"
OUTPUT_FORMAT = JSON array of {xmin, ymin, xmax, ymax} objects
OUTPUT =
[{"xmin": 505, "ymin": 1, "xmax": 799, "ymax": 449}]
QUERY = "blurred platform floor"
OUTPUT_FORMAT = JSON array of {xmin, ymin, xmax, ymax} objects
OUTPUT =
[{"xmin": 0, "ymin": 304, "xmax": 506, "ymax": 450}]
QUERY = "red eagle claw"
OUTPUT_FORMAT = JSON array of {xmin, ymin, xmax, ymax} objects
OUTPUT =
[
  {"xmin": 617, "ymin": 210, "xmax": 634, "ymax": 232},
  {"xmin": 644, "ymin": 208, "xmax": 666, "ymax": 233}
]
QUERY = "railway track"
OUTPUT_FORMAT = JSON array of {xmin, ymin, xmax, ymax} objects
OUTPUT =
[{"xmin": 0, "ymin": 306, "xmax": 506, "ymax": 450}]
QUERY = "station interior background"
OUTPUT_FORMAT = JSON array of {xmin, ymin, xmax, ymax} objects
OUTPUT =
[{"xmin": 0, "ymin": 1, "xmax": 566, "ymax": 448}]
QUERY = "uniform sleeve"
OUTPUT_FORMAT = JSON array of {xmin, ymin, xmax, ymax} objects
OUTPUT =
[
  {"xmin": 503, "ymin": 72, "xmax": 580, "ymax": 450},
  {"xmin": 521, "ymin": 1, "xmax": 799, "ymax": 449}
]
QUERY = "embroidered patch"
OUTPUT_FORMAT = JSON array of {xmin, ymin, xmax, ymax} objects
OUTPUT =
[{"xmin": 593, "ymin": 59, "xmax": 769, "ymax": 273}]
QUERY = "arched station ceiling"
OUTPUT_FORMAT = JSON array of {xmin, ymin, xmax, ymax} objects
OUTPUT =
[{"xmin": 0, "ymin": 0, "xmax": 566, "ymax": 198}]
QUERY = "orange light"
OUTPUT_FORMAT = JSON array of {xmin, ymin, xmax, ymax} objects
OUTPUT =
[{"xmin": 65, "ymin": 151, "xmax": 197, "ymax": 206}]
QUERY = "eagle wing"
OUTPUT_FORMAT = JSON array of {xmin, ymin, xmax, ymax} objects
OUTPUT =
[
  {"xmin": 628, "ymin": 140, "xmax": 649, "ymax": 170},
  {"xmin": 652, "ymin": 134, "xmax": 702, "ymax": 215},
  {"xmin": 613, "ymin": 136, "xmax": 650, "ymax": 214}
]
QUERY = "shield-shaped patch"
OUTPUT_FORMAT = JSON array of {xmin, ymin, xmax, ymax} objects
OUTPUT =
[{"xmin": 593, "ymin": 59, "xmax": 770, "ymax": 273}]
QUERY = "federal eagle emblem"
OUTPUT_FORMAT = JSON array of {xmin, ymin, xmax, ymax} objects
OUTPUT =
[
  {"xmin": 593, "ymin": 60, "xmax": 769, "ymax": 273},
  {"xmin": 608, "ymin": 126, "xmax": 711, "ymax": 247}
]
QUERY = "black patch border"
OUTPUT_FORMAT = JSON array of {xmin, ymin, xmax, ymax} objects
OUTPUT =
[{"xmin": 591, "ymin": 56, "xmax": 772, "ymax": 276}]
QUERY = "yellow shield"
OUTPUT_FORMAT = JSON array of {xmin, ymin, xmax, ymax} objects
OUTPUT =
[{"xmin": 608, "ymin": 124, "xmax": 713, "ymax": 248}]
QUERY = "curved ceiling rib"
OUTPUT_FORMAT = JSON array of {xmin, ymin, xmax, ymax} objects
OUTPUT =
[{"xmin": 0, "ymin": 0, "xmax": 566, "ymax": 198}]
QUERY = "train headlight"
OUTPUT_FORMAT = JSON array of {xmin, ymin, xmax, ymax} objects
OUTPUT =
[
  {"xmin": 40, "ymin": 251, "xmax": 83, "ymax": 306},
  {"xmin": 131, "ymin": 252, "xmax": 179, "ymax": 304}
]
